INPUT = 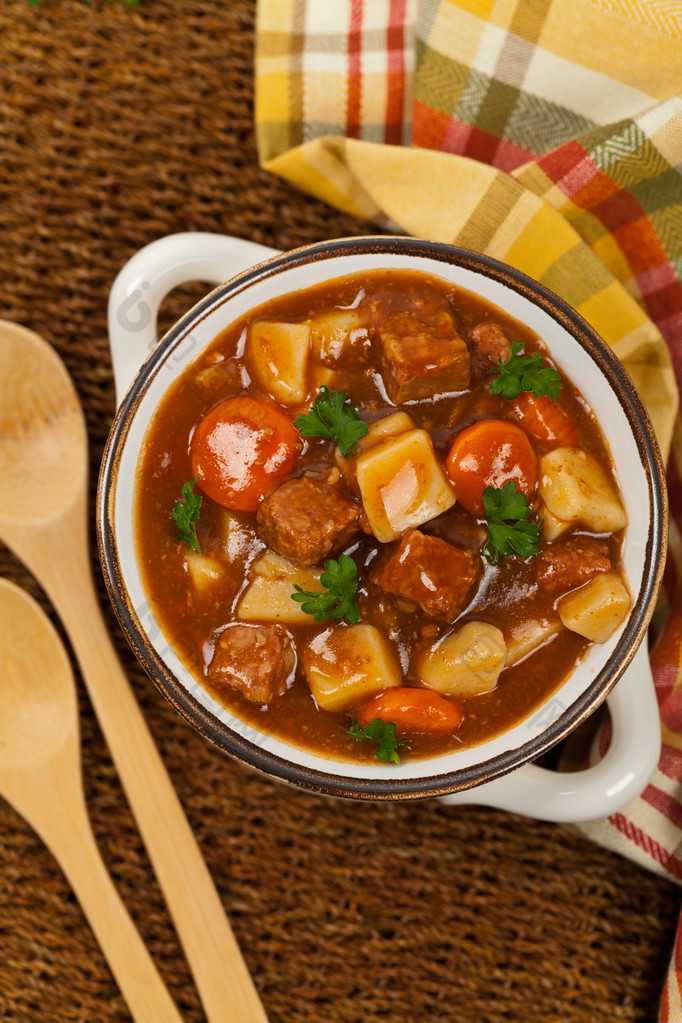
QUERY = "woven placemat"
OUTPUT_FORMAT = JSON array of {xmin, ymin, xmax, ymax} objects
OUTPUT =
[{"xmin": 0, "ymin": 3, "xmax": 678, "ymax": 1021}]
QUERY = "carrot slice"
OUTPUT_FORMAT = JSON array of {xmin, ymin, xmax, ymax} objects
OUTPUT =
[
  {"xmin": 512, "ymin": 392, "xmax": 579, "ymax": 448},
  {"xmin": 356, "ymin": 688, "xmax": 463, "ymax": 736},
  {"xmin": 191, "ymin": 396, "xmax": 300, "ymax": 512},
  {"xmin": 445, "ymin": 418, "xmax": 537, "ymax": 516}
]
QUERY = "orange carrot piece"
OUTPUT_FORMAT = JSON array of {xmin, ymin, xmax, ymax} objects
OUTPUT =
[{"xmin": 356, "ymin": 687, "xmax": 463, "ymax": 736}]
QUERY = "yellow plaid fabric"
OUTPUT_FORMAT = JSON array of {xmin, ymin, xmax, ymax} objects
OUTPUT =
[
  {"xmin": 255, "ymin": 2, "xmax": 682, "ymax": 1015},
  {"xmin": 256, "ymin": 0, "xmax": 681, "ymax": 457}
]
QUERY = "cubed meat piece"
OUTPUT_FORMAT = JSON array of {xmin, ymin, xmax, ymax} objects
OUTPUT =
[
  {"xmin": 207, "ymin": 624, "xmax": 295, "ymax": 704},
  {"xmin": 377, "ymin": 304, "xmax": 470, "ymax": 403},
  {"xmin": 256, "ymin": 475, "xmax": 362, "ymax": 566},
  {"xmin": 373, "ymin": 530, "xmax": 478, "ymax": 621},
  {"xmin": 536, "ymin": 536, "xmax": 611, "ymax": 595},
  {"xmin": 468, "ymin": 321, "xmax": 512, "ymax": 373}
]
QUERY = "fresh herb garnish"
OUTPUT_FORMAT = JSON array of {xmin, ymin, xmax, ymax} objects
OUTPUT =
[
  {"xmin": 291, "ymin": 554, "xmax": 360, "ymax": 624},
  {"xmin": 348, "ymin": 718, "xmax": 407, "ymax": 765},
  {"xmin": 482, "ymin": 481, "xmax": 542, "ymax": 564},
  {"xmin": 293, "ymin": 385, "xmax": 368, "ymax": 457},
  {"xmin": 489, "ymin": 342, "xmax": 562, "ymax": 401},
  {"xmin": 171, "ymin": 478, "xmax": 203, "ymax": 553}
]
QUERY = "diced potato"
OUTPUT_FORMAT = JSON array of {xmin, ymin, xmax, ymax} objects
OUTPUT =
[
  {"xmin": 216, "ymin": 509, "xmax": 260, "ymax": 562},
  {"xmin": 309, "ymin": 309, "xmax": 366, "ymax": 363},
  {"xmin": 248, "ymin": 320, "xmax": 310, "ymax": 404},
  {"xmin": 355, "ymin": 428, "xmax": 456, "ymax": 542},
  {"xmin": 335, "ymin": 411, "xmax": 415, "ymax": 486},
  {"xmin": 538, "ymin": 501, "xmax": 570, "ymax": 541},
  {"xmin": 505, "ymin": 617, "xmax": 562, "ymax": 666},
  {"xmin": 417, "ymin": 622, "xmax": 506, "ymax": 698},
  {"xmin": 237, "ymin": 551, "xmax": 324, "ymax": 624},
  {"xmin": 185, "ymin": 553, "xmax": 223, "ymax": 592},
  {"xmin": 539, "ymin": 448, "xmax": 627, "ymax": 533},
  {"xmin": 302, "ymin": 624, "xmax": 403, "ymax": 712},
  {"xmin": 558, "ymin": 572, "xmax": 630, "ymax": 642},
  {"xmin": 308, "ymin": 365, "xmax": 336, "ymax": 395}
]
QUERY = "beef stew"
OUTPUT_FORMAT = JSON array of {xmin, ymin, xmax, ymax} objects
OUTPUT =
[{"xmin": 134, "ymin": 268, "xmax": 629, "ymax": 765}]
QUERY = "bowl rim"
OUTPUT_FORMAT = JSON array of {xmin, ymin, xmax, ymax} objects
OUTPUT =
[{"xmin": 97, "ymin": 235, "xmax": 668, "ymax": 800}]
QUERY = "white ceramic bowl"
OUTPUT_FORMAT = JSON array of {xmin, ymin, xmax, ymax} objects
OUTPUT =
[{"xmin": 99, "ymin": 233, "xmax": 666, "ymax": 821}]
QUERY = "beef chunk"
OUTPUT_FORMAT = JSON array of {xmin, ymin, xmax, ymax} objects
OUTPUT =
[
  {"xmin": 373, "ymin": 530, "xmax": 478, "ymax": 621},
  {"xmin": 208, "ymin": 624, "xmax": 295, "ymax": 704},
  {"xmin": 256, "ymin": 475, "xmax": 362, "ymax": 566},
  {"xmin": 376, "ymin": 298, "xmax": 470, "ymax": 403},
  {"xmin": 468, "ymin": 322, "xmax": 512, "ymax": 374},
  {"xmin": 536, "ymin": 536, "xmax": 611, "ymax": 595}
]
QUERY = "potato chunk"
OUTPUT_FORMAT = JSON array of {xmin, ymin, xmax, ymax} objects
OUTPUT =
[
  {"xmin": 237, "ymin": 551, "xmax": 324, "ymax": 624},
  {"xmin": 302, "ymin": 624, "xmax": 403, "ymax": 712},
  {"xmin": 217, "ymin": 509, "xmax": 260, "ymax": 562},
  {"xmin": 355, "ymin": 428, "xmax": 456, "ymax": 542},
  {"xmin": 417, "ymin": 622, "xmax": 506, "ymax": 698},
  {"xmin": 309, "ymin": 308, "xmax": 366, "ymax": 363},
  {"xmin": 335, "ymin": 411, "xmax": 415, "ymax": 487},
  {"xmin": 538, "ymin": 448, "xmax": 627, "ymax": 533},
  {"xmin": 308, "ymin": 365, "xmax": 336, "ymax": 395},
  {"xmin": 558, "ymin": 572, "xmax": 630, "ymax": 642},
  {"xmin": 248, "ymin": 320, "xmax": 310, "ymax": 404},
  {"xmin": 538, "ymin": 502, "xmax": 570, "ymax": 541},
  {"xmin": 185, "ymin": 553, "xmax": 223, "ymax": 592},
  {"xmin": 505, "ymin": 617, "xmax": 562, "ymax": 666}
]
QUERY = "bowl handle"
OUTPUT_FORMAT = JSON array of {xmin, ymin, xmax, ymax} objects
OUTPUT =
[
  {"xmin": 439, "ymin": 642, "xmax": 660, "ymax": 822},
  {"xmin": 107, "ymin": 232, "xmax": 279, "ymax": 405}
]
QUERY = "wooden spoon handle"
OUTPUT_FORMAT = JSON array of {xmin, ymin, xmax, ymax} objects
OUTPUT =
[
  {"xmin": 39, "ymin": 785, "xmax": 185, "ymax": 1023},
  {"xmin": 51, "ymin": 555, "xmax": 268, "ymax": 1022}
]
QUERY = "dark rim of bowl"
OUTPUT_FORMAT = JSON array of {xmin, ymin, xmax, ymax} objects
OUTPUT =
[{"xmin": 97, "ymin": 235, "xmax": 668, "ymax": 800}]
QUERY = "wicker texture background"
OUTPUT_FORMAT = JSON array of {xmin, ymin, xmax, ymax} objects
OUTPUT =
[{"xmin": 0, "ymin": 3, "xmax": 679, "ymax": 1021}]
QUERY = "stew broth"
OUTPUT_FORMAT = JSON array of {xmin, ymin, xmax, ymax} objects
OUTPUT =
[{"xmin": 135, "ymin": 269, "xmax": 627, "ymax": 763}]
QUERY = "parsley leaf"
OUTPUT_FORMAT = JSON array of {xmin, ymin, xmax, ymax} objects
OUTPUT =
[
  {"xmin": 293, "ymin": 386, "xmax": 368, "ymax": 457},
  {"xmin": 171, "ymin": 478, "xmax": 203, "ymax": 554},
  {"xmin": 489, "ymin": 342, "xmax": 562, "ymax": 401},
  {"xmin": 291, "ymin": 553, "xmax": 360, "ymax": 624},
  {"xmin": 482, "ymin": 481, "xmax": 542, "ymax": 564},
  {"xmin": 348, "ymin": 718, "xmax": 407, "ymax": 765}
]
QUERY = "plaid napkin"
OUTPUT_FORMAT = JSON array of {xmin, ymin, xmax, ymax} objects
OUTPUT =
[{"xmin": 255, "ymin": 0, "xmax": 682, "ymax": 1014}]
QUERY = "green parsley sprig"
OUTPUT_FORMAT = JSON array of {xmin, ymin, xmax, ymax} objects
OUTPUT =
[
  {"xmin": 348, "ymin": 718, "xmax": 406, "ymax": 765},
  {"xmin": 293, "ymin": 385, "xmax": 368, "ymax": 457},
  {"xmin": 347, "ymin": 716, "xmax": 404, "ymax": 765},
  {"xmin": 489, "ymin": 342, "xmax": 562, "ymax": 401},
  {"xmin": 482, "ymin": 481, "xmax": 542, "ymax": 564},
  {"xmin": 171, "ymin": 478, "xmax": 203, "ymax": 554},
  {"xmin": 291, "ymin": 554, "xmax": 360, "ymax": 624}
]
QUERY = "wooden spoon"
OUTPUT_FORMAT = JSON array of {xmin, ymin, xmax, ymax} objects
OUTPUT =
[
  {"xmin": 0, "ymin": 321, "xmax": 268, "ymax": 1023},
  {"xmin": 0, "ymin": 579, "xmax": 184, "ymax": 1023}
]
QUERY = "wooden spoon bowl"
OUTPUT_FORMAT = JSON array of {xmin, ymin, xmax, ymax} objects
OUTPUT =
[
  {"xmin": 0, "ymin": 321, "xmax": 85, "ymax": 524},
  {"xmin": 0, "ymin": 319, "xmax": 268, "ymax": 1023},
  {"xmin": 0, "ymin": 578, "xmax": 183, "ymax": 1022}
]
